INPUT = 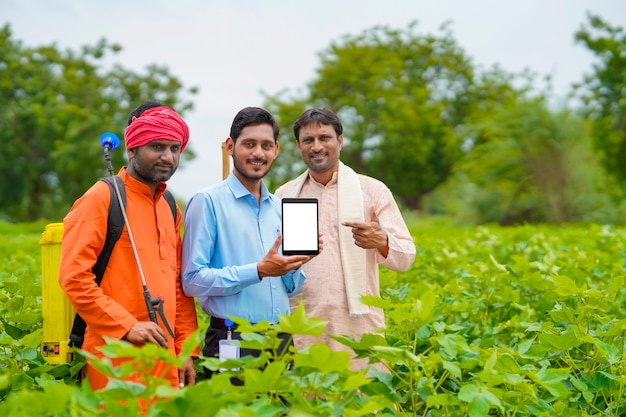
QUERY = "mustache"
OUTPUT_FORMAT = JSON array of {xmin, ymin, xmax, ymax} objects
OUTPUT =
[{"xmin": 155, "ymin": 162, "xmax": 174, "ymax": 169}]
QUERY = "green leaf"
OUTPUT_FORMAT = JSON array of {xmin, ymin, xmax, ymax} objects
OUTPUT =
[
  {"xmin": 443, "ymin": 360, "xmax": 462, "ymax": 378},
  {"xmin": 493, "ymin": 352, "xmax": 521, "ymax": 374},
  {"xmin": 3, "ymin": 321, "xmax": 26, "ymax": 340},
  {"xmin": 333, "ymin": 332, "xmax": 387, "ymax": 352},
  {"xmin": 276, "ymin": 302, "xmax": 327, "ymax": 336},
  {"xmin": 608, "ymin": 275, "xmax": 625, "ymax": 298},
  {"xmin": 341, "ymin": 372, "xmax": 371, "ymax": 392},
  {"xmin": 370, "ymin": 345, "xmax": 421, "ymax": 366},
  {"xmin": 243, "ymin": 361, "xmax": 287, "ymax": 392},
  {"xmin": 427, "ymin": 393, "xmax": 461, "ymax": 407},
  {"xmin": 517, "ymin": 340, "xmax": 549, "ymax": 360},
  {"xmin": 552, "ymin": 275, "xmax": 586, "ymax": 296},
  {"xmin": 533, "ymin": 367, "xmax": 571, "ymax": 398},
  {"xmin": 16, "ymin": 346, "xmax": 38, "ymax": 361},
  {"xmin": 538, "ymin": 327, "xmax": 582, "ymax": 351},
  {"xmin": 293, "ymin": 343, "xmax": 352, "ymax": 373},
  {"xmin": 436, "ymin": 333, "xmax": 470, "ymax": 358},
  {"xmin": 594, "ymin": 340, "xmax": 621, "ymax": 365},
  {"xmin": 101, "ymin": 379, "xmax": 147, "ymax": 397},
  {"xmin": 19, "ymin": 328, "xmax": 43, "ymax": 349},
  {"xmin": 458, "ymin": 383, "xmax": 503, "ymax": 416}
]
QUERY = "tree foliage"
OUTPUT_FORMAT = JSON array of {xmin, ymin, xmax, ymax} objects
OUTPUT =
[
  {"xmin": 0, "ymin": 25, "xmax": 198, "ymax": 221},
  {"xmin": 264, "ymin": 21, "xmax": 526, "ymax": 209},
  {"xmin": 431, "ymin": 98, "xmax": 625, "ymax": 224},
  {"xmin": 574, "ymin": 14, "xmax": 626, "ymax": 185}
]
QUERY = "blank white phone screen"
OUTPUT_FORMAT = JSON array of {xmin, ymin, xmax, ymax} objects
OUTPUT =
[{"xmin": 282, "ymin": 199, "xmax": 318, "ymax": 255}]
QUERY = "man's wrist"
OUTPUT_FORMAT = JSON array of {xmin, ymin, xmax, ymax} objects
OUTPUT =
[{"xmin": 378, "ymin": 235, "xmax": 390, "ymax": 257}]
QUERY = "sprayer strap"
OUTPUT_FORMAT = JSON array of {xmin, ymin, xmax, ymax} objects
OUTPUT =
[{"xmin": 93, "ymin": 176, "xmax": 126, "ymax": 285}]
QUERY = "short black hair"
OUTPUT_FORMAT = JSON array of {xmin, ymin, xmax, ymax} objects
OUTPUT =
[
  {"xmin": 229, "ymin": 107, "xmax": 279, "ymax": 142},
  {"xmin": 293, "ymin": 108, "xmax": 343, "ymax": 141},
  {"xmin": 127, "ymin": 100, "xmax": 166, "ymax": 126}
]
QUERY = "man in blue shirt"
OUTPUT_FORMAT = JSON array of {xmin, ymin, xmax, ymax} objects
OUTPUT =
[{"xmin": 182, "ymin": 107, "xmax": 318, "ymax": 378}]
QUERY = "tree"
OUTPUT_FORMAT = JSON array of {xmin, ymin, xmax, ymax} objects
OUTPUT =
[
  {"xmin": 574, "ymin": 14, "xmax": 626, "ymax": 185},
  {"xmin": 0, "ymin": 25, "xmax": 198, "ymax": 221},
  {"xmin": 263, "ymin": 21, "xmax": 525, "ymax": 209},
  {"xmin": 436, "ymin": 99, "xmax": 617, "ymax": 224}
]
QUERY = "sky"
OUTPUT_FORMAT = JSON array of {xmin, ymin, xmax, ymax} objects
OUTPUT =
[{"xmin": 3, "ymin": 0, "xmax": 626, "ymax": 201}]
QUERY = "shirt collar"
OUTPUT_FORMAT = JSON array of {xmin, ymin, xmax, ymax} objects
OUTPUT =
[{"xmin": 226, "ymin": 172, "xmax": 270, "ymax": 201}]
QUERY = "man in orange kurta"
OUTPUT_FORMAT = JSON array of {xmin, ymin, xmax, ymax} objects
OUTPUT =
[{"xmin": 59, "ymin": 101, "xmax": 198, "ymax": 391}]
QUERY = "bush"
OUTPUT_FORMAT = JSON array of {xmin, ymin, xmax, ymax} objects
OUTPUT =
[{"xmin": 1, "ymin": 218, "xmax": 625, "ymax": 416}]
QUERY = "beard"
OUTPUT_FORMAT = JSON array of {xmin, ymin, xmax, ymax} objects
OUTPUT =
[
  {"xmin": 130, "ymin": 158, "xmax": 177, "ymax": 183},
  {"xmin": 305, "ymin": 150, "xmax": 334, "ymax": 173},
  {"xmin": 232, "ymin": 155, "xmax": 272, "ymax": 181}
]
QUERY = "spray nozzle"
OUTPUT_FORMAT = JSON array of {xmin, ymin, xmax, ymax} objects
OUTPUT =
[{"xmin": 99, "ymin": 132, "xmax": 120, "ymax": 151}]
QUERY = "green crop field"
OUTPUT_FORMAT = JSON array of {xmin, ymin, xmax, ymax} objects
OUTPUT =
[{"xmin": 1, "ymin": 216, "xmax": 625, "ymax": 416}]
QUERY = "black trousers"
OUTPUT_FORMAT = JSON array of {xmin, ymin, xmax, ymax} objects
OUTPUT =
[{"xmin": 202, "ymin": 324, "xmax": 293, "ymax": 380}]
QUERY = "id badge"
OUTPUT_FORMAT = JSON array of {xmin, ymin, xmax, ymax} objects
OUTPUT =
[{"xmin": 219, "ymin": 339, "xmax": 240, "ymax": 372}]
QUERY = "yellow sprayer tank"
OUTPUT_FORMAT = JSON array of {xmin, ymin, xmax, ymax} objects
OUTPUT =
[{"xmin": 39, "ymin": 223, "xmax": 74, "ymax": 364}]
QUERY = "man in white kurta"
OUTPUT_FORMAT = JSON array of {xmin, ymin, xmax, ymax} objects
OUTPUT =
[{"xmin": 275, "ymin": 108, "xmax": 416, "ymax": 371}]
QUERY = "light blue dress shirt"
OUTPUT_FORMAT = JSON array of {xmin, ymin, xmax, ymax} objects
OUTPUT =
[{"xmin": 181, "ymin": 173, "xmax": 305, "ymax": 324}]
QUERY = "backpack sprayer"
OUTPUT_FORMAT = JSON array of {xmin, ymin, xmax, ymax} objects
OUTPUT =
[{"xmin": 99, "ymin": 132, "xmax": 175, "ymax": 339}]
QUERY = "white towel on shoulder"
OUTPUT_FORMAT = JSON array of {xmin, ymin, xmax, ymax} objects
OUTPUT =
[{"xmin": 279, "ymin": 162, "xmax": 369, "ymax": 316}]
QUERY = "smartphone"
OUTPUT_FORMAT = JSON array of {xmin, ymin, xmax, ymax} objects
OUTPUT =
[{"xmin": 281, "ymin": 198, "xmax": 319, "ymax": 256}]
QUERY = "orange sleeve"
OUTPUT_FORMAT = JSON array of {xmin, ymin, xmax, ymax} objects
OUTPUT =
[{"xmin": 173, "ymin": 204, "xmax": 200, "ymax": 356}]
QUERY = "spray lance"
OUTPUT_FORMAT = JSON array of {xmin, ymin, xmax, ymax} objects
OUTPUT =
[{"xmin": 99, "ymin": 132, "xmax": 175, "ymax": 340}]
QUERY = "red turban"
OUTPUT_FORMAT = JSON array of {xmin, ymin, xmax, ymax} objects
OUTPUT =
[{"xmin": 124, "ymin": 106, "xmax": 190, "ymax": 152}]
